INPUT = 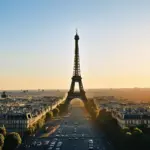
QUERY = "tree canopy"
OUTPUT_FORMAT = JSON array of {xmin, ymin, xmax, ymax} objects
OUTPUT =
[
  {"xmin": 36, "ymin": 118, "xmax": 45, "ymax": 129},
  {"xmin": 25, "ymin": 126, "xmax": 35, "ymax": 136},
  {"xmin": 53, "ymin": 108, "xmax": 59, "ymax": 116},
  {"xmin": 0, "ymin": 127, "xmax": 6, "ymax": 137},
  {"xmin": 45, "ymin": 111, "xmax": 53, "ymax": 121},
  {"xmin": 1, "ymin": 91, "xmax": 7, "ymax": 98},
  {"xmin": 85, "ymin": 99, "xmax": 99, "ymax": 120},
  {"xmin": 132, "ymin": 127, "xmax": 143, "ymax": 136},
  {"xmin": 122, "ymin": 127, "xmax": 130, "ymax": 134},
  {"xmin": 0, "ymin": 134, "xmax": 4, "ymax": 148},
  {"xmin": 3, "ymin": 132, "xmax": 22, "ymax": 150}
]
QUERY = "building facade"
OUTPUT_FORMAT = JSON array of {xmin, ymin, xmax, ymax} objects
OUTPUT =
[
  {"xmin": 112, "ymin": 109, "xmax": 150, "ymax": 129},
  {"xmin": 0, "ymin": 113, "xmax": 32, "ymax": 134}
]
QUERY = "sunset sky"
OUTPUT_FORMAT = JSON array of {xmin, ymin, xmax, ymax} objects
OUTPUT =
[{"xmin": 0, "ymin": 0, "xmax": 150, "ymax": 90}]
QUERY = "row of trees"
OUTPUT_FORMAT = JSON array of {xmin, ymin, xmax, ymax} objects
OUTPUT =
[
  {"xmin": 57, "ymin": 103, "xmax": 68, "ymax": 114},
  {"xmin": 85, "ymin": 99, "xmax": 99, "ymax": 120},
  {"xmin": 0, "ymin": 107, "xmax": 60, "ymax": 149},
  {"xmin": 96, "ymin": 109, "xmax": 150, "ymax": 150},
  {"xmin": 85, "ymin": 99, "xmax": 150, "ymax": 150},
  {"xmin": 24, "ymin": 108, "xmax": 60, "ymax": 137},
  {"xmin": 0, "ymin": 127, "xmax": 21, "ymax": 150}
]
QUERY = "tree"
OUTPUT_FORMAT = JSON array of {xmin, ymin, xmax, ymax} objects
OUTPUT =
[
  {"xmin": 3, "ymin": 132, "xmax": 22, "ymax": 150},
  {"xmin": 97, "ymin": 109, "xmax": 112, "ymax": 123},
  {"xmin": 57, "ymin": 104, "xmax": 67, "ymax": 114},
  {"xmin": 132, "ymin": 127, "xmax": 143, "ymax": 136},
  {"xmin": 1, "ymin": 91, "xmax": 7, "ymax": 98},
  {"xmin": 53, "ymin": 108, "xmax": 59, "ymax": 116},
  {"xmin": 86, "ymin": 99, "xmax": 99, "ymax": 117},
  {"xmin": 0, "ymin": 127, "xmax": 6, "ymax": 136},
  {"xmin": 36, "ymin": 119, "xmax": 45, "ymax": 129},
  {"xmin": 24, "ymin": 126, "xmax": 35, "ymax": 136},
  {"xmin": 126, "ymin": 132, "xmax": 132, "ymax": 136},
  {"xmin": 94, "ymin": 109, "xmax": 99, "ymax": 118},
  {"xmin": 42, "ymin": 115, "xmax": 46, "ymax": 121},
  {"xmin": 122, "ymin": 127, "xmax": 130, "ymax": 134},
  {"xmin": 45, "ymin": 111, "xmax": 53, "ymax": 122},
  {"xmin": 0, "ymin": 134, "xmax": 4, "ymax": 148}
]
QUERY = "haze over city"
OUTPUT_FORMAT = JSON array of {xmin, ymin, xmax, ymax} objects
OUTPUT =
[{"xmin": 0, "ymin": 0, "xmax": 150, "ymax": 90}]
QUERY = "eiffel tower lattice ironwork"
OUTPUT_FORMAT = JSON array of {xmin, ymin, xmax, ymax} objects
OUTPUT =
[{"xmin": 66, "ymin": 31, "xmax": 87, "ymax": 103}]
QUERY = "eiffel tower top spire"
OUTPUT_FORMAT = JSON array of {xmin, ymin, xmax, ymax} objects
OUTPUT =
[
  {"xmin": 73, "ymin": 30, "xmax": 81, "ymax": 76},
  {"xmin": 74, "ymin": 29, "xmax": 79, "ymax": 40},
  {"xmin": 76, "ymin": 28, "xmax": 78, "ymax": 34}
]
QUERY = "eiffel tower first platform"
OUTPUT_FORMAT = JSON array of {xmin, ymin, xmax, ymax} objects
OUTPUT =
[{"xmin": 65, "ymin": 31, "xmax": 87, "ymax": 105}]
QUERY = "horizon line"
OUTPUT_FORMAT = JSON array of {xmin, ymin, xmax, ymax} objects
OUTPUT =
[{"xmin": 1, "ymin": 87, "xmax": 150, "ymax": 91}]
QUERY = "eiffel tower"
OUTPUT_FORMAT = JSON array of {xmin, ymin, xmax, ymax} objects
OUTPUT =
[{"xmin": 65, "ymin": 31, "xmax": 87, "ymax": 104}]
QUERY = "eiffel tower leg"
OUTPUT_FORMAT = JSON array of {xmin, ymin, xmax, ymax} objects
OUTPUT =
[
  {"xmin": 78, "ymin": 80, "xmax": 84, "ymax": 91},
  {"xmin": 69, "ymin": 80, "xmax": 75, "ymax": 93}
]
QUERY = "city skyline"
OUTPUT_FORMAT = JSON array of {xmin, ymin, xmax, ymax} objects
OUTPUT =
[{"xmin": 1, "ymin": 0, "xmax": 150, "ymax": 90}]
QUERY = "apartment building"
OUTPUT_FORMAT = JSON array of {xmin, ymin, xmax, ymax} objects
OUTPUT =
[
  {"xmin": 112, "ymin": 108, "xmax": 150, "ymax": 129},
  {"xmin": 0, "ymin": 96, "xmax": 64, "ymax": 134},
  {"xmin": 0, "ymin": 113, "xmax": 32, "ymax": 133}
]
